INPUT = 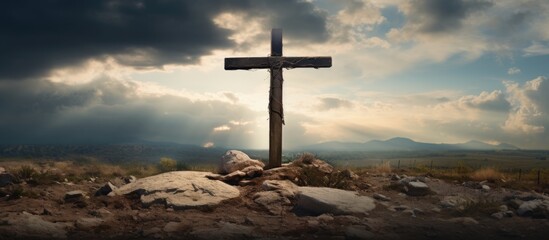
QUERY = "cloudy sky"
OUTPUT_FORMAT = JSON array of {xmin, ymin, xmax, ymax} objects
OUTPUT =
[{"xmin": 1, "ymin": 0, "xmax": 548, "ymax": 150}]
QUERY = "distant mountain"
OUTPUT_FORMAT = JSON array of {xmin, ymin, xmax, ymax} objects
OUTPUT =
[
  {"xmin": 0, "ymin": 143, "xmax": 228, "ymax": 164},
  {"xmin": 301, "ymin": 137, "xmax": 520, "ymax": 152}
]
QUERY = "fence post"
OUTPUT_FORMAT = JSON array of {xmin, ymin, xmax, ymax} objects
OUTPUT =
[
  {"xmin": 518, "ymin": 169, "xmax": 522, "ymax": 181},
  {"xmin": 398, "ymin": 160, "xmax": 400, "ymax": 170},
  {"xmin": 430, "ymin": 160, "xmax": 433, "ymax": 171}
]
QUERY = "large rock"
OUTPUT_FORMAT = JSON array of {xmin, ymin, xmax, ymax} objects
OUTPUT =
[
  {"xmin": 403, "ymin": 181, "xmax": 431, "ymax": 196},
  {"xmin": 221, "ymin": 150, "xmax": 265, "ymax": 174},
  {"xmin": 253, "ymin": 191, "xmax": 292, "ymax": 215},
  {"xmin": 95, "ymin": 182, "xmax": 117, "ymax": 196},
  {"xmin": 113, "ymin": 171, "xmax": 240, "ymax": 209},
  {"xmin": 262, "ymin": 180, "xmax": 299, "ymax": 198},
  {"xmin": 295, "ymin": 187, "xmax": 375, "ymax": 215},
  {"xmin": 517, "ymin": 199, "xmax": 549, "ymax": 218}
]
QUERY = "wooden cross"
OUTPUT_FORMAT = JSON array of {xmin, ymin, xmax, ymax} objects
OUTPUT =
[{"xmin": 224, "ymin": 28, "xmax": 332, "ymax": 168}]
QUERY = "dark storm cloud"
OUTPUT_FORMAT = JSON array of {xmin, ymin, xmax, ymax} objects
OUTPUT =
[
  {"xmin": 0, "ymin": 0, "xmax": 329, "ymax": 80},
  {"xmin": 408, "ymin": 0, "xmax": 493, "ymax": 33},
  {"xmin": 0, "ymin": 78, "xmax": 259, "ymax": 146}
]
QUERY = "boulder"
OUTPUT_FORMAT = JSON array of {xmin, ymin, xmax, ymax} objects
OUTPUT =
[
  {"xmin": 404, "ymin": 181, "xmax": 431, "ymax": 196},
  {"xmin": 0, "ymin": 167, "xmax": 5, "ymax": 173},
  {"xmin": 220, "ymin": 150, "xmax": 265, "ymax": 174},
  {"xmin": 0, "ymin": 172, "xmax": 16, "ymax": 187},
  {"xmin": 295, "ymin": 187, "xmax": 375, "ymax": 215},
  {"xmin": 262, "ymin": 180, "xmax": 299, "ymax": 198},
  {"xmin": 517, "ymin": 200, "xmax": 549, "ymax": 218},
  {"xmin": 253, "ymin": 191, "xmax": 292, "ymax": 215},
  {"xmin": 95, "ymin": 182, "xmax": 117, "ymax": 196},
  {"xmin": 113, "ymin": 171, "xmax": 240, "ymax": 209}
]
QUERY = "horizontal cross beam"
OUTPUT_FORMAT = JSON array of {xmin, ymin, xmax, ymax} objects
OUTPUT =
[{"xmin": 225, "ymin": 56, "xmax": 332, "ymax": 70}]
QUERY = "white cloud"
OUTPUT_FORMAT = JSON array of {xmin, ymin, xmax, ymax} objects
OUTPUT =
[
  {"xmin": 503, "ymin": 76, "xmax": 548, "ymax": 135},
  {"xmin": 507, "ymin": 67, "xmax": 521, "ymax": 75},
  {"xmin": 213, "ymin": 125, "xmax": 231, "ymax": 132},
  {"xmin": 523, "ymin": 42, "xmax": 549, "ymax": 56}
]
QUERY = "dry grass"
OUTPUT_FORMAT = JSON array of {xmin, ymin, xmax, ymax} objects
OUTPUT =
[
  {"xmin": 373, "ymin": 161, "xmax": 392, "ymax": 173},
  {"xmin": 471, "ymin": 167, "xmax": 502, "ymax": 182}
]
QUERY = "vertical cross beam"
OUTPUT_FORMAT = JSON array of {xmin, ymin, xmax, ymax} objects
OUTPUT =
[{"xmin": 269, "ymin": 29, "xmax": 283, "ymax": 169}]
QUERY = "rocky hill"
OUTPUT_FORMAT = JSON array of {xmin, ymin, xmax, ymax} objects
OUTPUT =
[{"xmin": 0, "ymin": 151, "xmax": 547, "ymax": 239}]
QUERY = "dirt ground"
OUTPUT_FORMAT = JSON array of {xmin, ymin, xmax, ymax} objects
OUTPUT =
[{"xmin": 1, "ymin": 168, "xmax": 548, "ymax": 239}]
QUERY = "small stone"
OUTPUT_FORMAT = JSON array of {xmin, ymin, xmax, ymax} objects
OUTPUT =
[
  {"xmin": 75, "ymin": 217, "xmax": 104, "ymax": 230},
  {"xmin": 95, "ymin": 182, "xmax": 117, "ymax": 196},
  {"xmin": 431, "ymin": 207, "xmax": 441, "ymax": 213},
  {"xmin": 392, "ymin": 205, "xmax": 409, "ymax": 212},
  {"xmin": 64, "ymin": 190, "xmax": 85, "ymax": 201},
  {"xmin": 481, "ymin": 185, "xmax": 491, "ymax": 191},
  {"xmin": 341, "ymin": 169, "xmax": 359, "ymax": 180},
  {"xmin": 373, "ymin": 193, "xmax": 391, "ymax": 201},
  {"xmin": 492, "ymin": 212, "xmax": 504, "ymax": 220},
  {"xmin": 317, "ymin": 214, "xmax": 334, "ymax": 222},
  {"xmin": 41, "ymin": 208, "xmax": 52, "ymax": 216},
  {"xmin": 124, "ymin": 175, "xmax": 137, "ymax": 184},
  {"xmin": 413, "ymin": 208, "xmax": 425, "ymax": 215},
  {"xmin": 238, "ymin": 180, "xmax": 255, "ymax": 186},
  {"xmin": 499, "ymin": 205, "xmax": 508, "ymax": 212},
  {"xmin": 391, "ymin": 174, "xmax": 401, "ymax": 181},
  {"xmin": 307, "ymin": 220, "xmax": 320, "ymax": 226}
]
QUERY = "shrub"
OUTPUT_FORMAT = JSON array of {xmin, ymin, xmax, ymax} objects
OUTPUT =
[
  {"xmin": 295, "ymin": 167, "xmax": 354, "ymax": 190},
  {"xmin": 16, "ymin": 165, "xmax": 36, "ymax": 180},
  {"xmin": 373, "ymin": 161, "xmax": 392, "ymax": 173},
  {"xmin": 295, "ymin": 152, "xmax": 317, "ymax": 165},
  {"xmin": 158, "ymin": 157, "xmax": 177, "ymax": 172},
  {"xmin": 471, "ymin": 167, "xmax": 502, "ymax": 182}
]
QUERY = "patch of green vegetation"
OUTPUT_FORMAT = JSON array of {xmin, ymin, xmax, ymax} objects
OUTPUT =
[{"xmin": 158, "ymin": 157, "xmax": 177, "ymax": 172}]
